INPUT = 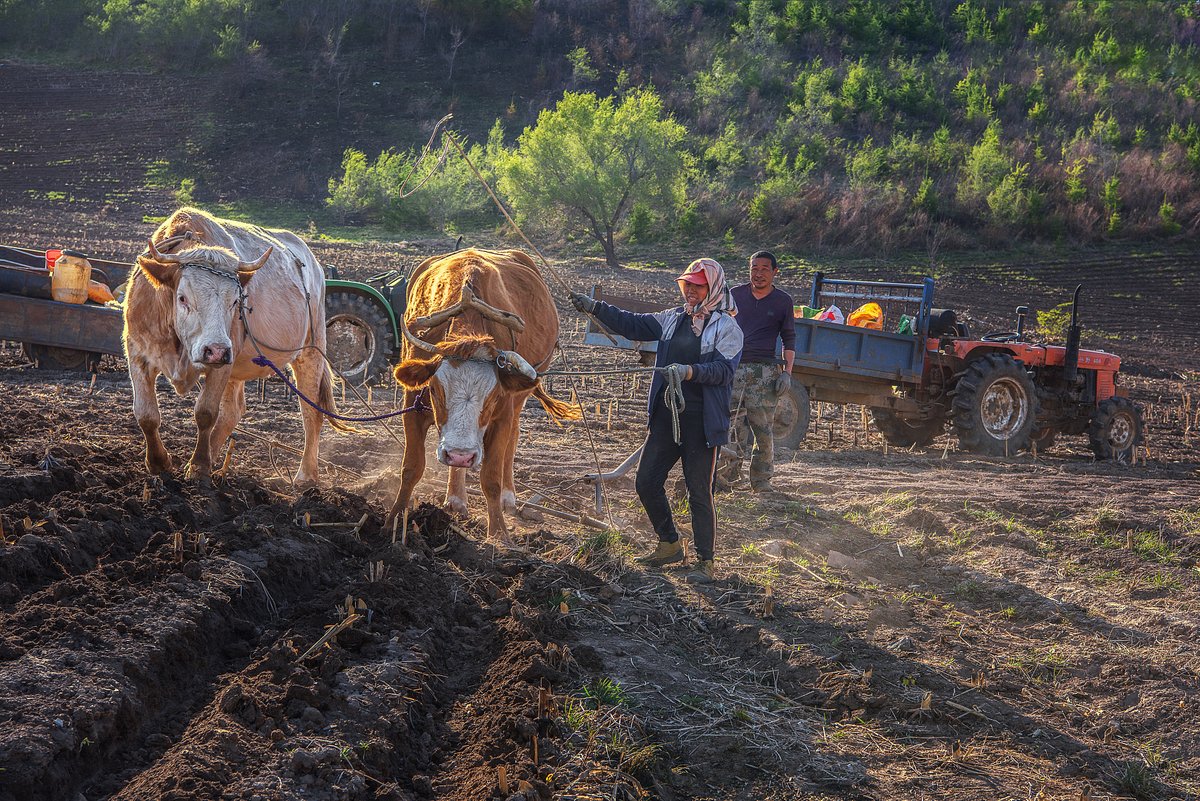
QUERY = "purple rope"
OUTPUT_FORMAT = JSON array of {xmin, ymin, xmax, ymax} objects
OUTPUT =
[{"xmin": 252, "ymin": 356, "xmax": 427, "ymax": 422}]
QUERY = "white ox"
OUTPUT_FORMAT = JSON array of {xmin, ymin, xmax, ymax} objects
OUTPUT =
[{"xmin": 123, "ymin": 207, "xmax": 349, "ymax": 485}]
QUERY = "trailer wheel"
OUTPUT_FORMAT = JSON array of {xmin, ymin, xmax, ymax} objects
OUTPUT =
[
  {"xmin": 325, "ymin": 291, "xmax": 397, "ymax": 385},
  {"xmin": 871, "ymin": 408, "xmax": 944, "ymax": 448},
  {"xmin": 952, "ymin": 353, "xmax": 1039, "ymax": 456},
  {"xmin": 1088, "ymin": 397, "xmax": 1143, "ymax": 463},
  {"xmin": 772, "ymin": 382, "xmax": 811, "ymax": 450},
  {"xmin": 23, "ymin": 343, "xmax": 100, "ymax": 372}
]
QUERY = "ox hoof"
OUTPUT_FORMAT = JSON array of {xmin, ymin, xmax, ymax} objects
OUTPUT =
[
  {"xmin": 445, "ymin": 496, "xmax": 469, "ymax": 518},
  {"xmin": 184, "ymin": 461, "xmax": 212, "ymax": 483},
  {"xmin": 146, "ymin": 453, "xmax": 174, "ymax": 476},
  {"xmin": 293, "ymin": 476, "xmax": 319, "ymax": 492},
  {"xmin": 500, "ymin": 489, "xmax": 518, "ymax": 514}
]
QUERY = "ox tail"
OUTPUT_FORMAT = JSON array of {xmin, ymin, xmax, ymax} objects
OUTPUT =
[
  {"xmin": 319, "ymin": 364, "xmax": 359, "ymax": 434},
  {"xmin": 533, "ymin": 381, "xmax": 582, "ymax": 424}
]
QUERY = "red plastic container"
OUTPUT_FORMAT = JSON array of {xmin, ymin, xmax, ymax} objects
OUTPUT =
[{"xmin": 45, "ymin": 248, "xmax": 62, "ymax": 272}]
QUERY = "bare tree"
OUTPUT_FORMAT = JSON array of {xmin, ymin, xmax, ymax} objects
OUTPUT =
[
  {"xmin": 322, "ymin": 21, "xmax": 352, "ymax": 121},
  {"xmin": 445, "ymin": 26, "xmax": 466, "ymax": 84},
  {"xmin": 418, "ymin": 0, "xmax": 434, "ymax": 43}
]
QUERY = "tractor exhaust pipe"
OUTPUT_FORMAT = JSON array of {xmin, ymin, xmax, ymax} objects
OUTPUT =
[{"xmin": 1063, "ymin": 284, "xmax": 1082, "ymax": 386}]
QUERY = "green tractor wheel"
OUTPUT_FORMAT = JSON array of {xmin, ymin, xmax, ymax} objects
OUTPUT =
[{"xmin": 325, "ymin": 291, "xmax": 397, "ymax": 385}]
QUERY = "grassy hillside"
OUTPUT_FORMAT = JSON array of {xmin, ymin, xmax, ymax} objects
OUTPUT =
[{"xmin": 2, "ymin": 0, "xmax": 1199, "ymax": 254}]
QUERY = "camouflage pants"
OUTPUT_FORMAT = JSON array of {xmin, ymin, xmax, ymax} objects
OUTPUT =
[{"xmin": 728, "ymin": 362, "xmax": 783, "ymax": 487}]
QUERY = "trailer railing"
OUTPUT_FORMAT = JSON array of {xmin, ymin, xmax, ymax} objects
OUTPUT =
[{"xmin": 810, "ymin": 272, "xmax": 935, "ymax": 341}]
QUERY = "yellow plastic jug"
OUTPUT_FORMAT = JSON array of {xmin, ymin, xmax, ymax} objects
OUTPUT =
[{"xmin": 52, "ymin": 249, "xmax": 91, "ymax": 304}]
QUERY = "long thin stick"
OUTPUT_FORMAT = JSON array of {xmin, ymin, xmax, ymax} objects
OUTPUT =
[{"xmin": 465, "ymin": 488, "xmax": 607, "ymax": 530}]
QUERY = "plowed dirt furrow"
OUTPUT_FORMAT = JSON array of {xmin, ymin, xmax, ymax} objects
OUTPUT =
[{"xmin": 0, "ymin": 544, "xmax": 278, "ymax": 800}]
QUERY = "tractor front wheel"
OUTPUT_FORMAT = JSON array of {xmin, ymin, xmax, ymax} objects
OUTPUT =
[
  {"xmin": 325, "ymin": 291, "xmax": 397, "ymax": 385},
  {"xmin": 872, "ymin": 407, "xmax": 945, "ymax": 448},
  {"xmin": 952, "ymin": 353, "xmax": 1040, "ymax": 456},
  {"xmin": 1088, "ymin": 397, "xmax": 1143, "ymax": 463}
]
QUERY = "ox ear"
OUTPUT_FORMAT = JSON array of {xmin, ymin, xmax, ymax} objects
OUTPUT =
[
  {"xmin": 137, "ymin": 238, "xmax": 182, "ymax": 288},
  {"xmin": 136, "ymin": 259, "xmax": 179, "ymax": 290},
  {"xmin": 394, "ymin": 356, "xmax": 442, "ymax": 389},
  {"xmin": 237, "ymin": 246, "xmax": 273, "ymax": 287}
]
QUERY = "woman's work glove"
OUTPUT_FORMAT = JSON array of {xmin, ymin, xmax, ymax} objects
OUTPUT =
[
  {"xmin": 774, "ymin": 370, "xmax": 792, "ymax": 395},
  {"xmin": 665, "ymin": 363, "xmax": 694, "ymax": 382},
  {"xmin": 568, "ymin": 291, "xmax": 596, "ymax": 313}
]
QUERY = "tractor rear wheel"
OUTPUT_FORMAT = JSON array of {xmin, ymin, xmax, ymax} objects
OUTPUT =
[
  {"xmin": 1088, "ymin": 397, "xmax": 1143, "ymax": 462},
  {"xmin": 325, "ymin": 291, "xmax": 396, "ymax": 385},
  {"xmin": 871, "ymin": 407, "xmax": 945, "ymax": 448},
  {"xmin": 952, "ymin": 353, "xmax": 1039, "ymax": 456}
]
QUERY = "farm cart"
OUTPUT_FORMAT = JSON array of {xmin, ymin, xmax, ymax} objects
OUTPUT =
[
  {"xmin": 0, "ymin": 244, "xmax": 408, "ymax": 385},
  {"xmin": 792, "ymin": 273, "xmax": 1143, "ymax": 461},
  {"xmin": 0, "ymin": 244, "xmax": 132, "ymax": 371}
]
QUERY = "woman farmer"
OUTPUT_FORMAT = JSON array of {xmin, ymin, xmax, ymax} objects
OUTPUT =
[{"xmin": 570, "ymin": 258, "xmax": 743, "ymax": 583}]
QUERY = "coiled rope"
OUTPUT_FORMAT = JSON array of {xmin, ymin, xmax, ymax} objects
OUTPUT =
[{"xmin": 662, "ymin": 367, "xmax": 686, "ymax": 445}]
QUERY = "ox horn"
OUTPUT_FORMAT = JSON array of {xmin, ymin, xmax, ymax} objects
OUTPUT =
[
  {"xmin": 411, "ymin": 284, "xmax": 527, "ymax": 333},
  {"xmin": 145, "ymin": 238, "xmax": 181, "ymax": 264},
  {"xmin": 238, "ymin": 246, "xmax": 273, "ymax": 273},
  {"xmin": 497, "ymin": 350, "xmax": 537, "ymax": 381},
  {"xmin": 399, "ymin": 315, "xmax": 445, "ymax": 357}
]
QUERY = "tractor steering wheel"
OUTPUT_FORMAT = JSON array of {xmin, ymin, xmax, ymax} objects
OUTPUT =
[{"xmin": 981, "ymin": 331, "xmax": 1020, "ymax": 342}]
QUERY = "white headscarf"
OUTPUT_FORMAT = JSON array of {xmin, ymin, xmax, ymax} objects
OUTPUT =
[{"xmin": 676, "ymin": 257, "xmax": 737, "ymax": 335}]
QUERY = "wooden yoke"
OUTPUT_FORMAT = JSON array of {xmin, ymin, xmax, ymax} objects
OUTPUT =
[{"xmin": 411, "ymin": 283, "xmax": 526, "ymax": 333}]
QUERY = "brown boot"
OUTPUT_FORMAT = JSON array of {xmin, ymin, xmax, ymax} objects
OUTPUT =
[{"xmin": 636, "ymin": 539, "xmax": 684, "ymax": 568}]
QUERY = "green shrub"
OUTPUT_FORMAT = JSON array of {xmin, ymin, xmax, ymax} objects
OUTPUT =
[
  {"xmin": 1158, "ymin": 200, "xmax": 1181, "ymax": 234},
  {"xmin": 626, "ymin": 203, "xmax": 655, "ymax": 243},
  {"xmin": 1065, "ymin": 158, "xmax": 1089, "ymax": 203},
  {"xmin": 1037, "ymin": 301, "xmax": 1072, "ymax": 340},
  {"xmin": 175, "ymin": 178, "xmax": 196, "ymax": 206},
  {"xmin": 987, "ymin": 163, "xmax": 1031, "ymax": 224}
]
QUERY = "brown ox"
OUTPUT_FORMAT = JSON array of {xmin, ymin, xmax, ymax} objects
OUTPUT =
[
  {"xmin": 124, "ymin": 207, "xmax": 349, "ymax": 484},
  {"xmin": 390, "ymin": 248, "xmax": 578, "ymax": 541}
]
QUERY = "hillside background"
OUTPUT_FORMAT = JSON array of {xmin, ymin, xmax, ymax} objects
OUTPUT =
[{"xmin": 3, "ymin": 0, "xmax": 1200, "ymax": 260}]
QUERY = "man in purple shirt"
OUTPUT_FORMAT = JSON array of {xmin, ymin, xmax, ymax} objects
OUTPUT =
[{"xmin": 728, "ymin": 250, "xmax": 796, "ymax": 491}]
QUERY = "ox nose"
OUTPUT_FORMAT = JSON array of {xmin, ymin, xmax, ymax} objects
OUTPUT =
[
  {"xmin": 444, "ymin": 449, "xmax": 477, "ymax": 468},
  {"xmin": 202, "ymin": 344, "xmax": 231, "ymax": 365}
]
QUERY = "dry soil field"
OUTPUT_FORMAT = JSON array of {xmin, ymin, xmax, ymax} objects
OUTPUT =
[{"xmin": 1, "ymin": 62, "xmax": 1199, "ymax": 801}]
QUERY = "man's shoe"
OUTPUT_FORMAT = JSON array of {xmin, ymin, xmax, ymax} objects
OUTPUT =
[
  {"xmin": 636, "ymin": 540, "xmax": 684, "ymax": 568},
  {"xmin": 687, "ymin": 559, "xmax": 716, "ymax": 584}
]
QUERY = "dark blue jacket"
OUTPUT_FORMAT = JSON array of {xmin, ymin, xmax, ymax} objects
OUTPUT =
[{"xmin": 591, "ymin": 301, "xmax": 743, "ymax": 447}]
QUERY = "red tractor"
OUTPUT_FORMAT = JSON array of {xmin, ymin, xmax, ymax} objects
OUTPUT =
[
  {"xmin": 935, "ymin": 286, "xmax": 1142, "ymax": 460},
  {"xmin": 788, "ymin": 277, "xmax": 1144, "ymax": 461}
]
